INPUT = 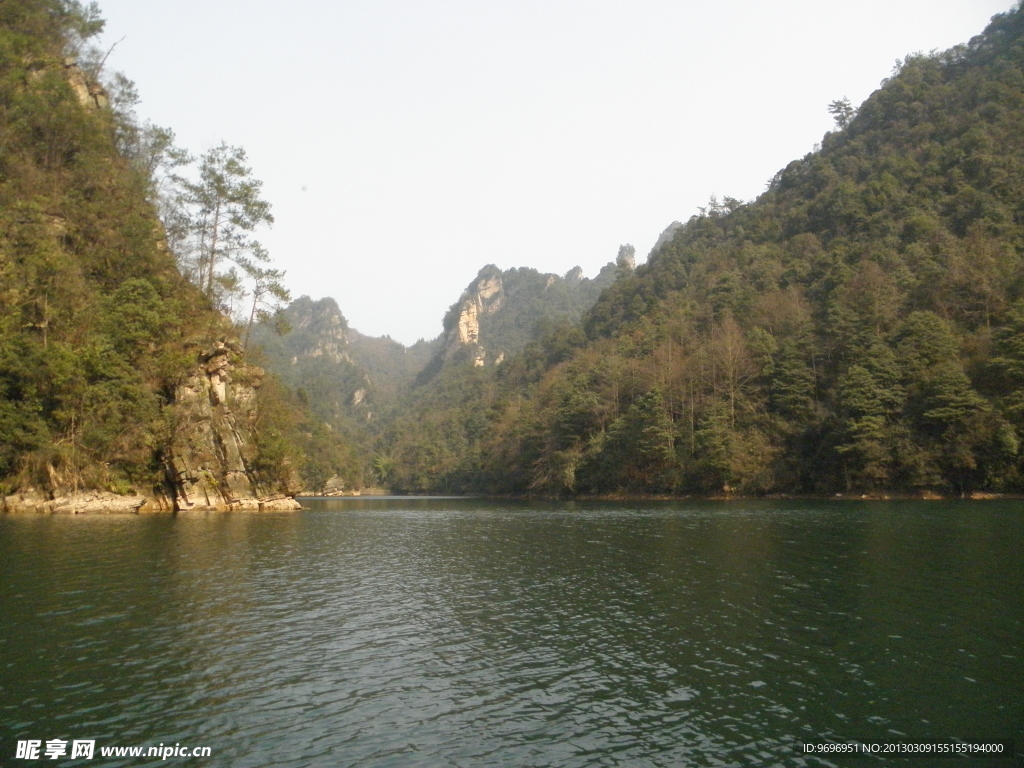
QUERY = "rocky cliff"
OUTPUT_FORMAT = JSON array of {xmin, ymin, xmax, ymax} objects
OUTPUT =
[
  {"xmin": 278, "ymin": 295, "xmax": 352, "ymax": 364},
  {"xmin": 249, "ymin": 296, "xmax": 372, "ymax": 416},
  {"xmin": 62, "ymin": 57, "xmax": 109, "ymax": 110},
  {"xmin": 438, "ymin": 261, "xmax": 619, "ymax": 367},
  {"xmin": 443, "ymin": 266, "xmax": 505, "ymax": 366},
  {"xmin": 2, "ymin": 341, "xmax": 301, "ymax": 514},
  {"xmin": 160, "ymin": 341, "xmax": 300, "ymax": 512}
]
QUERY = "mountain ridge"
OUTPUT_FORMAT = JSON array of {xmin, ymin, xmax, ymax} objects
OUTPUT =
[{"xmin": 363, "ymin": 3, "xmax": 1024, "ymax": 496}]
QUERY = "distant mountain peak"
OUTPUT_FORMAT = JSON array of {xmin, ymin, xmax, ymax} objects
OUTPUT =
[
  {"xmin": 438, "ymin": 260, "xmax": 620, "ymax": 368},
  {"xmin": 444, "ymin": 267, "xmax": 506, "ymax": 365},
  {"xmin": 284, "ymin": 296, "xmax": 351, "ymax": 364}
]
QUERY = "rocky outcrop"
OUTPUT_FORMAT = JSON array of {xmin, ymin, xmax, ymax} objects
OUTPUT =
[
  {"xmin": 25, "ymin": 56, "xmax": 109, "ymax": 110},
  {"xmin": 284, "ymin": 296, "xmax": 351, "ymax": 364},
  {"xmin": 436, "ymin": 261, "xmax": 619, "ymax": 370},
  {"xmin": 248, "ymin": 294, "xmax": 376, "ymax": 422},
  {"xmin": 63, "ymin": 58, "xmax": 109, "ymax": 110},
  {"xmin": 1, "ymin": 341, "xmax": 302, "ymax": 515},
  {"xmin": 298, "ymin": 475, "xmax": 381, "ymax": 497},
  {"xmin": 615, "ymin": 244, "xmax": 636, "ymax": 274},
  {"xmin": 443, "ymin": 266, "xmax": 505, "ymax": 366},
  {"xmin": 2, "ymin": 342, "xmax": 301, "ymax": 518},
  {"xmin": 3, "ymin": 491, "xmax": 147, "ymax": 515},
  {"xmin": 162, "ymin": 341, "xmax": 300, "ymax": 512},
  {"xmin": 323, "ymin": 475, "xmax": 348, "ymax": 496}
]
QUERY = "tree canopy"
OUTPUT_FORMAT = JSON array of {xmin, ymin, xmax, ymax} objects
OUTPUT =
[{"xmin": 358, "ymin": 3, "xmax": 1024, "ymax": 497}]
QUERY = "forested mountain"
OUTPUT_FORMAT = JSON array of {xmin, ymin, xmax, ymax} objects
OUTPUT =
[
  {"xmin": 250, "ymin": 297, "xmax": 368, "ymax": 419},
  {"xmin": 249, "ymin": 261, "xmax": 620, "ymax": 493},
  {"xmin": 348, "ymin": 329, "xmax": 439, "ymax": 400},
  {"xmin": 378, "ymin": 4, "xmax": 1024, "ymax": 496},
  {"xmin": 5, "ymin": 0, "xmax": 1023, "ymax": 506},
  {"xmin": 248, "ymin": 295, "xmax": 440, "ymax": 491},
  {"xmin": 0, "ymin": 0, "xmax": 351, "ymax": 509},
  {"xmin": 361, "ymin": 260, "xmax": 623, "ymax": 491}
]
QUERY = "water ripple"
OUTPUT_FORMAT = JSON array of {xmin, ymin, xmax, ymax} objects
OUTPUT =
[{"xmin": 1, "ymin": 501, "xmax": 1022, "ymax": 767}]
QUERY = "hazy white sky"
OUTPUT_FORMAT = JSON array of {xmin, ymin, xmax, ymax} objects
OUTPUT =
[{"xmin": 95, "ymin": 0, "xmax": 1011, "ymax": 345}]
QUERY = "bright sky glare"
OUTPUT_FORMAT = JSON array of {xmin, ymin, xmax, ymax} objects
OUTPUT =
[{"xmin": 95, "ymin": 0, "xmax": 1012, "ymax": 345}]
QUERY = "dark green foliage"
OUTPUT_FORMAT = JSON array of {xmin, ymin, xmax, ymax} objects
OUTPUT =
[
  {"xmin": 244, "ymin": 371, "xmax": 362, "ymax": 494},
  {"xmin": 0, "ymin": 2, "xmax": 195, "ymax": 493},
  {"xmin": 0, "ymin": 1, "xmax": 316, "ymax": 499},
  {"xmin": 551, "ymin": 4, "xmax": 1024, "ymax": 496},
  {"xmin": 380, "ymin": 4, "xmax": 1024, "ymax": 497},
  {"xmin": 247, "ymin": 297, "xmax": 369, "ymax": 489}
]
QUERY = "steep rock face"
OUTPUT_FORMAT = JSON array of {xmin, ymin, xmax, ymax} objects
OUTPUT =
[
  {"xmin": 444, "ymin": 268, "xmax": 505, "ymax": 366},
  {"xmin": 161, "ymin": 342, "xmax": 301, "ymax": 512},
  {"xmin": 62, "ymin": 58, "xmax": 109, "ymax": 110},
  {"xmin": 2, "ymin": 341, "xmax": 301, "ymax": 514},
  {"xmin": 438, "ymin": 261, "xmax": 619, "ymax": 367}
]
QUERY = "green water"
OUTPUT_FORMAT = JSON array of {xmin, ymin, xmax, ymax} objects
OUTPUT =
[{"xmin": 1, "ymin": 499, "xmax": 1021, "ymax": 767}]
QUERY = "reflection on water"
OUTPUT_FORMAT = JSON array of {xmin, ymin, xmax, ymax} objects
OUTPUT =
[{"xmin": 1, "ymin": 500, "xmax": 1022, "ymax": 767}]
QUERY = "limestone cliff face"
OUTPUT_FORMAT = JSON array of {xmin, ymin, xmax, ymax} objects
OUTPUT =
[
  {"xmin": 62, "ymin": 58, "xmax": 109, "ymax": 110},
  {"xmin": 24, "ymin": 56, "xmax": 109, "ymax": 110},
  {"xmin": 160, "ymin": 341, "xmax": 300, "ymax": 512},
  {"xmin": 2, "ymin": 341, "xmax": 300, "ymax": 514},
  {"xmin": 437, "ymin": 261, "xmax": 619, "ymax": 369},
  {"xmin": 443, "ymin": 267, "xmax": 505, "ymax": 366}
]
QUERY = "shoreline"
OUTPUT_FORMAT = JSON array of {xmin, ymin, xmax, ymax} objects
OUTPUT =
[
  {"xmin": 3, "ymin": 489, "xmax": 1020, "ymax": 515},
  {"xmin": 1, "ymin": 490, "xmax": 301, "ymax": 515},
  {"xmin": 300, "ymin": 490, "xmax": 1024, "ymax": 502}
]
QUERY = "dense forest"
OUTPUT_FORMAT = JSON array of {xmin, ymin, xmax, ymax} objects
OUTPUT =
[
  {"xmin": 361, "ymin": 2, "xmax": 1024, "ymax": 497},
  {"xmin": 0, "ymin": 0, "xmax": 204, "ymax": 495},
  {"xmin": 2, "ymin": 0, "xmax": 1024, "ymax": 506},
  {"xmin": 249, "ymin": 260, "xmax": 621, "ymax": 493},
  {"xmin": 0, "ymin": 0, "xmax": 353, "ymax": 506}
]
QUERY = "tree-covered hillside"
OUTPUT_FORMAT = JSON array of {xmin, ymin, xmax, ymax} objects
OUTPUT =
[
  {"xmin": 246, "ymin": 261, "xmax": 622, "ymax": 493},
  {"xmin": 364, "ymin": 261, "xmax": 620, "ymax": 491},
  {"xmin": 0, "ymin": 0, "xmax": 217, "ymax": 495},
  {"xmin": 0, "ymin": 0, "xmax": 355, "ymax": 504},
  {"xmin": 395, "ymin": 4, "xmax": 1024, "ymax": 496},
  {"xmin": 6, "ymin": 0, "xmax": 1024, "ymax": 503},
  {"xmin": 248, "ymin": 295, "xmax": 423, "ymax": 491}
]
